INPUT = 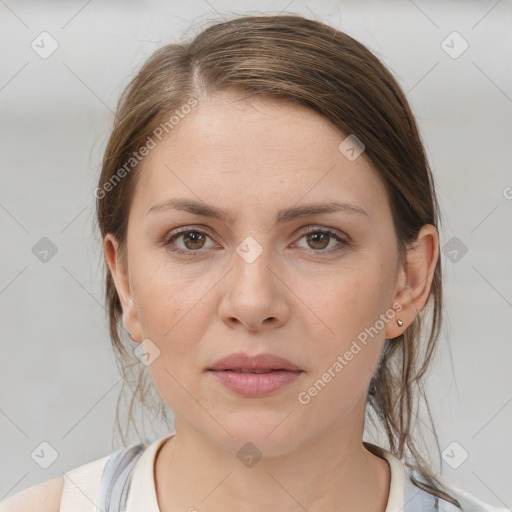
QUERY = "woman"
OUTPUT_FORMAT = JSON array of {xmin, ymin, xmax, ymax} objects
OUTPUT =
[{"xmin": 1, "ymin": 13, "xmax": 502, "ymax": 512}]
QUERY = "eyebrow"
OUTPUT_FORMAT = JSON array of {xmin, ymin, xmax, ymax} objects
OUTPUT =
[{"xmin": 146, "ymin": 198, "xmax": 369, "ymax": 227}]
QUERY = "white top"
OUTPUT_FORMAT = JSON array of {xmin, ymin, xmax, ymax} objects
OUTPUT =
[{"xmin": 59, "ymin": 433, "xmax": 504, "ymax": 512}]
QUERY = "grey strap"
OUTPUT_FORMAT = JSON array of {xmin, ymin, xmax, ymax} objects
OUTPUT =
[
  {"xmin": 96, "ymin": 443, "xmax": 146, "ymax": 512},
  {"xmin": 404, "ymin": 466, "xmax": 439, "ymax": 511}
]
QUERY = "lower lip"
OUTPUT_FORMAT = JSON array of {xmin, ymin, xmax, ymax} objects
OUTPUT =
[{"xmin": 208, "ymin": 370, "xmax": 303, "ymax": 397}]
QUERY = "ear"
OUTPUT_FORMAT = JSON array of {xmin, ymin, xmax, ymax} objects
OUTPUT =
[
  {"xmin": 103, "ymin": 233, "xmax": 142, "ymax": 342},
  {"xmin": 385, "ymin": 224, "xmax": 439, "ymax": 339}
]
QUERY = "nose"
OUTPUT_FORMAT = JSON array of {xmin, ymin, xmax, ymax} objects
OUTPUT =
[{"xmin": 218, "ymin": 239, "xmax": 290, "ymax": 333}]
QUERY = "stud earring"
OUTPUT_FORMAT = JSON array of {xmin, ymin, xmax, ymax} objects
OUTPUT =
[{"xmin": 397, "ymin": 319, "xmax": 404, "ymax": 327}]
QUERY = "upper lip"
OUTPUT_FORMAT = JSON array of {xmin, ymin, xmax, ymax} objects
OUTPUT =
[{"xmin": 207, "ymin": 352, "xmax": 302, "ymax": 372}]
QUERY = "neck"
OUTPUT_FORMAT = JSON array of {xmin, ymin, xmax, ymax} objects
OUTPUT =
[{"xmin": 154, "ymin": 417, "xmax": 390, "ymax": 511}]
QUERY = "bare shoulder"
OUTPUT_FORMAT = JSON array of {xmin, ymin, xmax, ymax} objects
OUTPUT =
[{"xmin": 0, "ymin": 475, "xmax": 64, "ymax": 512}]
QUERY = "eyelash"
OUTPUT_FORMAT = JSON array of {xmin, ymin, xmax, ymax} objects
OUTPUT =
[{"xmin": 162, "ymin": 226, "xmax": 351, "ymax": 257}]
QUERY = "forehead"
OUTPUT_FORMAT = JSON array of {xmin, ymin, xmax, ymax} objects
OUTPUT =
[{"xmin": 132, "ymin": 92, "xmax": 390, "ymax": 222}]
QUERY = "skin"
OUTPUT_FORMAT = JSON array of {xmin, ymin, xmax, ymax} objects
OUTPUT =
[{"xmin": 104, "ymin": 91, "xmax": 439, "ymax": 511}]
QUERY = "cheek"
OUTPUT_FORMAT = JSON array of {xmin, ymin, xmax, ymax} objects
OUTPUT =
[
  {"xmin": 131, "ymin": 252, "xmax": 211, "ymax": 343},
  {"xmin": 130, "ymin": 258, "xmax": 222, "ymax": 416},
  {"xmin": 296, "ymin": 257, "xmax": 389, "ymax": 341},
  {"xmin": 295, "ymin": 260, "xmax": 390, "ymax": 396}
]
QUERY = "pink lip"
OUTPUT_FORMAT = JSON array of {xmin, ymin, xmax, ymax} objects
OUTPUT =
[
  {"xmin": 207, "ymin": 351, "xmax": 304, "ymax": 397},
  {"xmin": 207, "ymin": 352, "xmax": 302, "ymax": 372},
  {"xmin": 208, "ymin": 369, "xmax": 303, "ymax": 396}
]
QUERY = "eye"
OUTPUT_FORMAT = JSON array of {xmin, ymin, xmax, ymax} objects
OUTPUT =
[
  {"xmin": 162, "ymin": 226, "xmax": 350, "ymax": 256},
  {"xmin": 294, "ymin": 227, "xmax": 349, "ymax": 253},
  {"xmin": 163, "ymin": 229, "xmax": 216, "ymax": 255}
]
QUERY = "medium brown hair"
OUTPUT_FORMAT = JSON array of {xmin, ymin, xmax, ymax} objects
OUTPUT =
[{"xmin": 95, "ymin": 13, "xmax": 459, "ymax": 507}]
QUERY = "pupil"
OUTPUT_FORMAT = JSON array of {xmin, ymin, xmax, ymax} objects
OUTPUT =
[
  {"xmin": 308, "ymin": 232, "xmax": 329, "ymax": 249},
  {"xmin": 185, "ymin": 231, "xmax": 204, "ymax": 249}
]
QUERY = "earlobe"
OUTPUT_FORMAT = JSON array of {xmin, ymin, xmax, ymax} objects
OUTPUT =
[{"xmin": 385, "ymin": 224, "xmax": 439, "ymax": 339}]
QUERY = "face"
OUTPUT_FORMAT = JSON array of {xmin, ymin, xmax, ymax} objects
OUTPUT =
[{"xmin": 106, "ymin": 91, "xmax": 415, "ymax": 456}]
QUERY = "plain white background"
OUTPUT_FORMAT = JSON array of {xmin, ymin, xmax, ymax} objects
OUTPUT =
[{"xmin": 1, "ymin": 0, "xmax": 511, "ymax": 507}]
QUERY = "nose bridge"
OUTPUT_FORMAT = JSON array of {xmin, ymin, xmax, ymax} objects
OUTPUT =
[
  {"xmin": 217, "ymin": 231, "xmax": 287, "ymax": 329},
  {"xmin": 215, "ymin": 207, "xmax": 296, "ymax": 330},
  {"xmin": 233, "ymin": 233, "xmax": 275, "ymax": 290}
]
